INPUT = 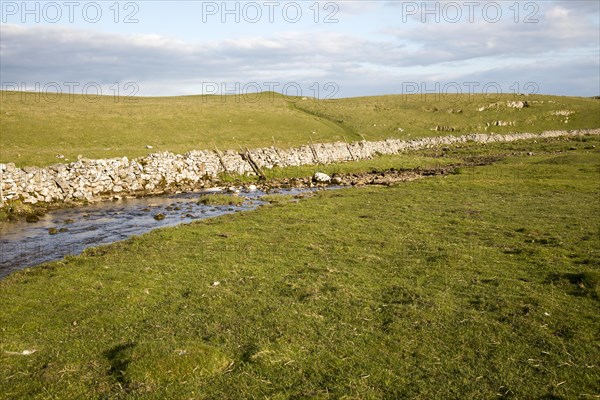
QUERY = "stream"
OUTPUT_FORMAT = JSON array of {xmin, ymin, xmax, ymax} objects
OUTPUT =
[{"xmin": 0, "ymin": 187, "xmax": 321, "ymax": 278}]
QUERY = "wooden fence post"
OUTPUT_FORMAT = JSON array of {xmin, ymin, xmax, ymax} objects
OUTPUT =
[
  {"xmin": 244, "ymin": 148, "xmax": 266, "ymax": 180},
  {"xmin": 214, "ymin": 145, "xmax": 228, "ymax": 174},
  {"xmin": 309, "ymin": 137, "xmax": 320, "ymax": 164},
  {"xmin": 343, "ymin": 136, "xmax": 356, "ymax": 161}
]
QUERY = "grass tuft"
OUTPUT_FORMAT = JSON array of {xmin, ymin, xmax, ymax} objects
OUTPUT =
[{"xmin": 198, "ymin": 194, "xmax": 244, "ymax": 206}]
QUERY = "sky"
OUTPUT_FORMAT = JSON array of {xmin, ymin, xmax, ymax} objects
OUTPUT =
[{"xmin": 1, "ymin": 0, "xmax": 599, "ymax": 98}]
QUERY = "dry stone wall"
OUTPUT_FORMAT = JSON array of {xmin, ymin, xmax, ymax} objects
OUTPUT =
[{"xmin": 1, "ymin": 129, "xmax": 598, "ymax": 205}]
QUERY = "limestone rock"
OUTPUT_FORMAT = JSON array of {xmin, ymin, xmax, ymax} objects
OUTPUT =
[
  {"xmin": 332, "ymin": 176, "xmax": 343, "ymax": 185},
  {"xmin": 313, "ymin": 172, "xmax": 331, "ymax": 183},
  {"xmin": 0, "ymin": 129, "xmax": 598, "ymax": 207},
  {"xmin": 507, "ymin": 101, "xmax": 529, "ymax": 109}
]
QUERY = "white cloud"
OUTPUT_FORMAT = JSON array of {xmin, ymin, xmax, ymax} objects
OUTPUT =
[{"xmin": 1, "ymin": 0, "xmax": 598, "ymax": 99}]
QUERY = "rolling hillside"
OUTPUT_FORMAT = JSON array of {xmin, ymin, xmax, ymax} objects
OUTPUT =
[{"xmin": 1, "ymin": 91, "xmax": 598, "ymax": 166}]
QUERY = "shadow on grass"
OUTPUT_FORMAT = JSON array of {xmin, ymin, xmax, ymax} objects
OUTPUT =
[
  {"xmin": 545, "ymin": 272, "xmax": 599, "ymax": 300},
  {"xmin": 104, "ymin": 342, "xmax": 136, "ymax": 390}
]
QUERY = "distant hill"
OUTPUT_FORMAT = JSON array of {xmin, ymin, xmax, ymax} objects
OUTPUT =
[{"xmin": 1, "ymin": 91, "xmax": 598, "ymax": 166}]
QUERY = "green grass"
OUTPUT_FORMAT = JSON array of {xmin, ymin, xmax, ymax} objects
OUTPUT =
[
  {"xmin": 1, "ymin": 137, "xmax": 598, "ymax": 399},
  {"xmin": 0, "ymin": 200, "xmax": 39, "ymax": 222},
  {"xmin": 198, "ymin": 194, "xmax": 244, "ymax": 206},
  {"xmin": 1, "ymin": 91, "xmax": 598, "ymax": 166},
  {"xmin": 294, "ymin": 93, "xmax": 600, "ymax": 141},
  {"xmin": 0, "ymin": 92, "xmax": 344, "ymax": 167},
  {"xmin": 260, "ymin": 194, "xmax": 295, "ymax": 204}
]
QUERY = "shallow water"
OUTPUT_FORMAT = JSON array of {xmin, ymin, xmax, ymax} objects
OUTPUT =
[{"xmin": 0, "ymin": 187, "xmax": 318, "ymax": 278}]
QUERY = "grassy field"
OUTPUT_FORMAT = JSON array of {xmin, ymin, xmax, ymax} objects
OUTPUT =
[
  {"xmin": 1, "ymin": 91, "xmax": 598, "ymax": 166},
  {"xmin": 294, "ymin": 94, "xmax": 600, "ymax": 141},
  {"xmin": 0, "ymin": 92, "xmax": 344, "ymax": 167},
  {"xmin": 1, "ymin": 136, "xmax": 598, "ymax": 399}
]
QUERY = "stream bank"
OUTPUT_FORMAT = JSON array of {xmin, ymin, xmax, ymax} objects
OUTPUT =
[
  {"xmin": 1, "ymin": 129, "xmax": 597, "ymax": 209},
  {"xmin": 0, "ymin": 156, "xmax": 504, "ymax": 278}
]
